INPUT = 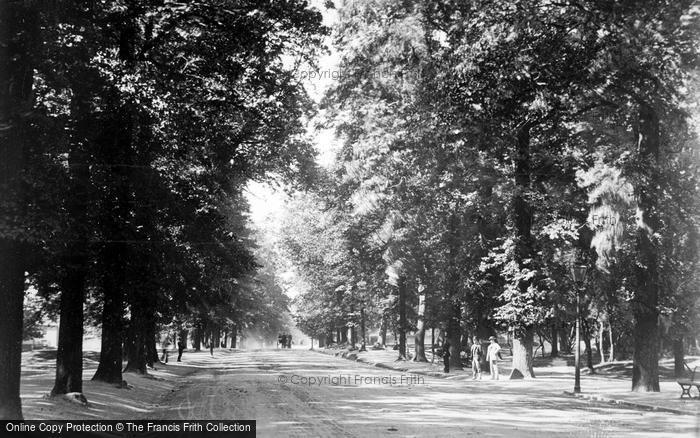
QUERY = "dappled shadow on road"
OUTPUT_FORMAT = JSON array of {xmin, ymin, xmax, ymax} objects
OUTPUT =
[{"xmin": 152, "ymin": 349, "xmax": 698, "ymax": 438}]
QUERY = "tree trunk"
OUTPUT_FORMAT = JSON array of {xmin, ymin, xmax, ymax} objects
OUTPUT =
[
  {"xmin": 448, "ymin": 302, "xmax": 462, "ymax": 370},
  {"xmin": 0, "ymin": 0, "xmax": 39, "ymax": 420},
  {"xmin": 350, "ymin": 324, "xmax": 356, "ymax": 350},
  {"xmin": 583, "ymin": 319, "xmax": 595, "ymax": 374},
  {"xmin": 193, "ymin": 327, "xmax": 201, "ymax": 351},
  {"xmin": 413, "ymin": 294, "xmax": 427, "ymax": 362},
  {"xmin": 359, "ymin": 307, "xmax": 367, "ymax": 351},
  {"xmin": 53, "ymin": 74, "xmax": 94, "ymax": 395},
  {"xmin": 598, "ymin": 319, "xmax": 605, "ymax": 364},
  {"xmin": 608, "ymin": 322, "xmax": 615, "ymax": 363},
  {"xmin": 123, "ymin": 303, "xmax": 148, "ymax": 375},
  {"xmin": 673, "ymin": 337, "xmax": 684, "ymax": 378},
  {"xmin": 231, "ymin": 326, "xmax": 237, "ymax": 348},
  {"xmin": 0, "ymin": 238, "xmax": 25, "ymax": 420},
  {"xmin": 550, "ymin": 322, "xmax": 559, "ymax": 358},
  {"xmin": 511, "ymin": 327, "xmax": 535, "ymax": 378},
  {"xmin": 430, "ymin": 327, "xmax": 435, "ymax": 362},
  {"xmin": 52, "ymin": 264, "xmax": 87, "ymax": 396},
  {"xmin": 146, "ymin": 328, "xmax": 159, "ymax": 368},
  {"xmin": 379, "ymin": 313, "xmax": 387, "ymax": 347},
  {"xmin": 631, "ymin": 103, "xmax": 660, "ymax": 392},
  {"xmin": 397, "ymin": 276, "xmax": 407, "ymax": 360},
  {"xmin": 92, "ymin": 246, "xmax": 126, "ymax": 384},
  {"xmin": 510, "ymin": 123, "xmax": 536, "ymax": 378},
  {"xmin": 558, "ymin": 323, "xmax": 571, "ymax": 354}
]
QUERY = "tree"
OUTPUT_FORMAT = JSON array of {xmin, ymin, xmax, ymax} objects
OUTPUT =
[{"xmin": 0, "ymin": 0, "xmax": 40, "ymax": 420}]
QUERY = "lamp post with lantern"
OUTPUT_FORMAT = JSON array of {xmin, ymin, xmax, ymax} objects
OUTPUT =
[{"xmin": 571, "ymin": 264, "xmax": 587, "ymax": 394}]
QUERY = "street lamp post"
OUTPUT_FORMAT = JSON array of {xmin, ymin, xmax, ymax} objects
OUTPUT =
[{"xmin": 571, "ymin": 264, "xmax": 587, "ymax": 394}]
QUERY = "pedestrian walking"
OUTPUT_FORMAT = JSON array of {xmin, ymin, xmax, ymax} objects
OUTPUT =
[
  {"xmin": 486, "ymin": 336, "xmax": 502, "ymax": 380},
  {"xmin": 442, "ymin": 340, "xmax": 451, "ymax": 373},
  {"xmin": 177, "ymin": 339, "xmax": 185, "ymax": 362},
  {"xmin": 161, "ymin": 336, "xmax": 170, "ymax": 363},
  {"xmin": 470, "ymin": 337, "xmax": 482, "ymax": 380}
]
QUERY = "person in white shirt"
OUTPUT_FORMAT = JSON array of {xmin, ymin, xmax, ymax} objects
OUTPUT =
[{"xmin": 486, "ymin": 336, "xmax": 502, "ymax": 380}]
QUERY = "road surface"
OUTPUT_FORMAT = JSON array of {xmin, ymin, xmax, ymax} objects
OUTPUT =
[{"xmin": 147, "ymin": 349, "xmax": 699, "ymax": 438}]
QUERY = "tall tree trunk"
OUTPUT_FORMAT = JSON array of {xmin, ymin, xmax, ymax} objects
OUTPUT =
[
  {"xmin": 511, "ymin": 327, "xmax": 535, "ymax": 378},
  {"xmin": 559, "ymin": 324, "xmax": 571, "ymax": 354},
  {"xmin": 146, "ymin": 325, "xmax": 159, "ymax": 368},
  {"xmin": 583, "ymin": 319, "xmax": 595, "ymax": 374},
  {"xmin": 608, "ymin": 322, "xmax": 615, "ymax": 363},
  {"xmin": 51, "ymin": 35, "xmax": 96, "ymax": 397},
  {"xmin": 0, "ymin": 0, "xmax": 38, "ymax": 420},
  {"xmin": 430, "ymin": 327, "xmax": 435, "ymax": 362},
  {"xmin": 350, "ymin": 324, "xmax": 356, "ymax": 350},
  {"xmin": 550, "ymin": 321, "xmax": 559, "ymax": 358},
  {"xmin": 510, "ymin": 124, "xmax": 536, "ymax": 379},
  {"xmin": 193, "ymin": 326, "xmax": 201, "ymax": 351},
  {"xmin": 448, "ymin": 302, "xmax": 462, "ymax": 370},
  {"xmin": 598, "ymin": 319, "xmax": 605, "ymax": 364},
  {"xmin": 92, "ymin": 246, "xmax": 126, "ymax": 384},
  {"xmin": 52, "ymin": 263, "xmax": 87, "ymax": 396},
  {"xmin": 631, "ymin": 103, "xmax": 660, "ymax": 392},
  {"xmin": 0, "ymin": 238, "xmax": 25, "ymax": 420},
  {"xmin": 379, "ymin": 313, "xmax": 387, "ymax": 347},
  {"xmin": 230, "ymin": 326, "xmax": 237, "ymax": 348},
  {"xmin": 179, "ymin": 329, "xmax": 188, "ymax": 349},
  {"xmin": 92, "ymin": 106, "xmax": 133, "ymax": 384},
  {"xmin": 359, "ymin": 307, "xmax": 367, "ymax": 351},
  {"xmin": 673, "ymin": 337, "xmax": 684, "ymax": 378},
  {"xmin": 124, "ymin": 302, "xmax": 148, "ymax": 374},
  {"xmin": 397, "ymin": 276, "xmax": 407, "ymax": 360},
  {"xmin": 413, "ymin": 294, "xmax": 427, "ymax": 362}
]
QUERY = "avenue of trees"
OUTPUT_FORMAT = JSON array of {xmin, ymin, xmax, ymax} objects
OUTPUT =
[
  {"xmin": 0, "ymin": 0, "xmax": 325, "ymax": 419},
  {"xmin": 285, "ymin": 0, "xmax": 700, "ymax": 393}
]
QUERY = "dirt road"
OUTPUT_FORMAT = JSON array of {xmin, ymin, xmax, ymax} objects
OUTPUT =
[{"xmin": 144, "ymin": 349, "xmax": 698, "ymax": 438}]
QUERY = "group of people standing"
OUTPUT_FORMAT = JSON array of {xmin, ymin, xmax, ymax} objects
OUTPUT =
[
  {"xmin": 278, "ymin": 333, "xmax": 293, "ymax": 349},
  {"xmin": 160, "ymin": 337, "xmax": 187, "ymax": 363},
  {"xmin": 443, "ymin": 336, "xmax": 503, "ymax": 380}
]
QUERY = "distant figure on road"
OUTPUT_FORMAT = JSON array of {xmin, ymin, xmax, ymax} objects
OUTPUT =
[
  {"xmin": 442, "ymin": 340, "xmax": 451, "ymax": 373},
  {"xmin": 486, "ymin": 336, "xmax": 502, "ymax": 380},
  {"xmin": 470, "ymin": 337, "xmax": 482, "ymax": 380},
  {"xmin": 278, "ymin": 334, "xmax": 285, "ymax": 348},
  {"xmin": 177, "ymin": 339, "xmax": 185, "ymax": 362},
  {"xmin": 161, "ymin": 337, "xmax": 170, "ymax": 363}
]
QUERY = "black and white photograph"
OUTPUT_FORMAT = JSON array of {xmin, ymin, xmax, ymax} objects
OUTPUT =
[{"xmin": 1, "ymin": 0, "xmax": 700, "ymax": 437}]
